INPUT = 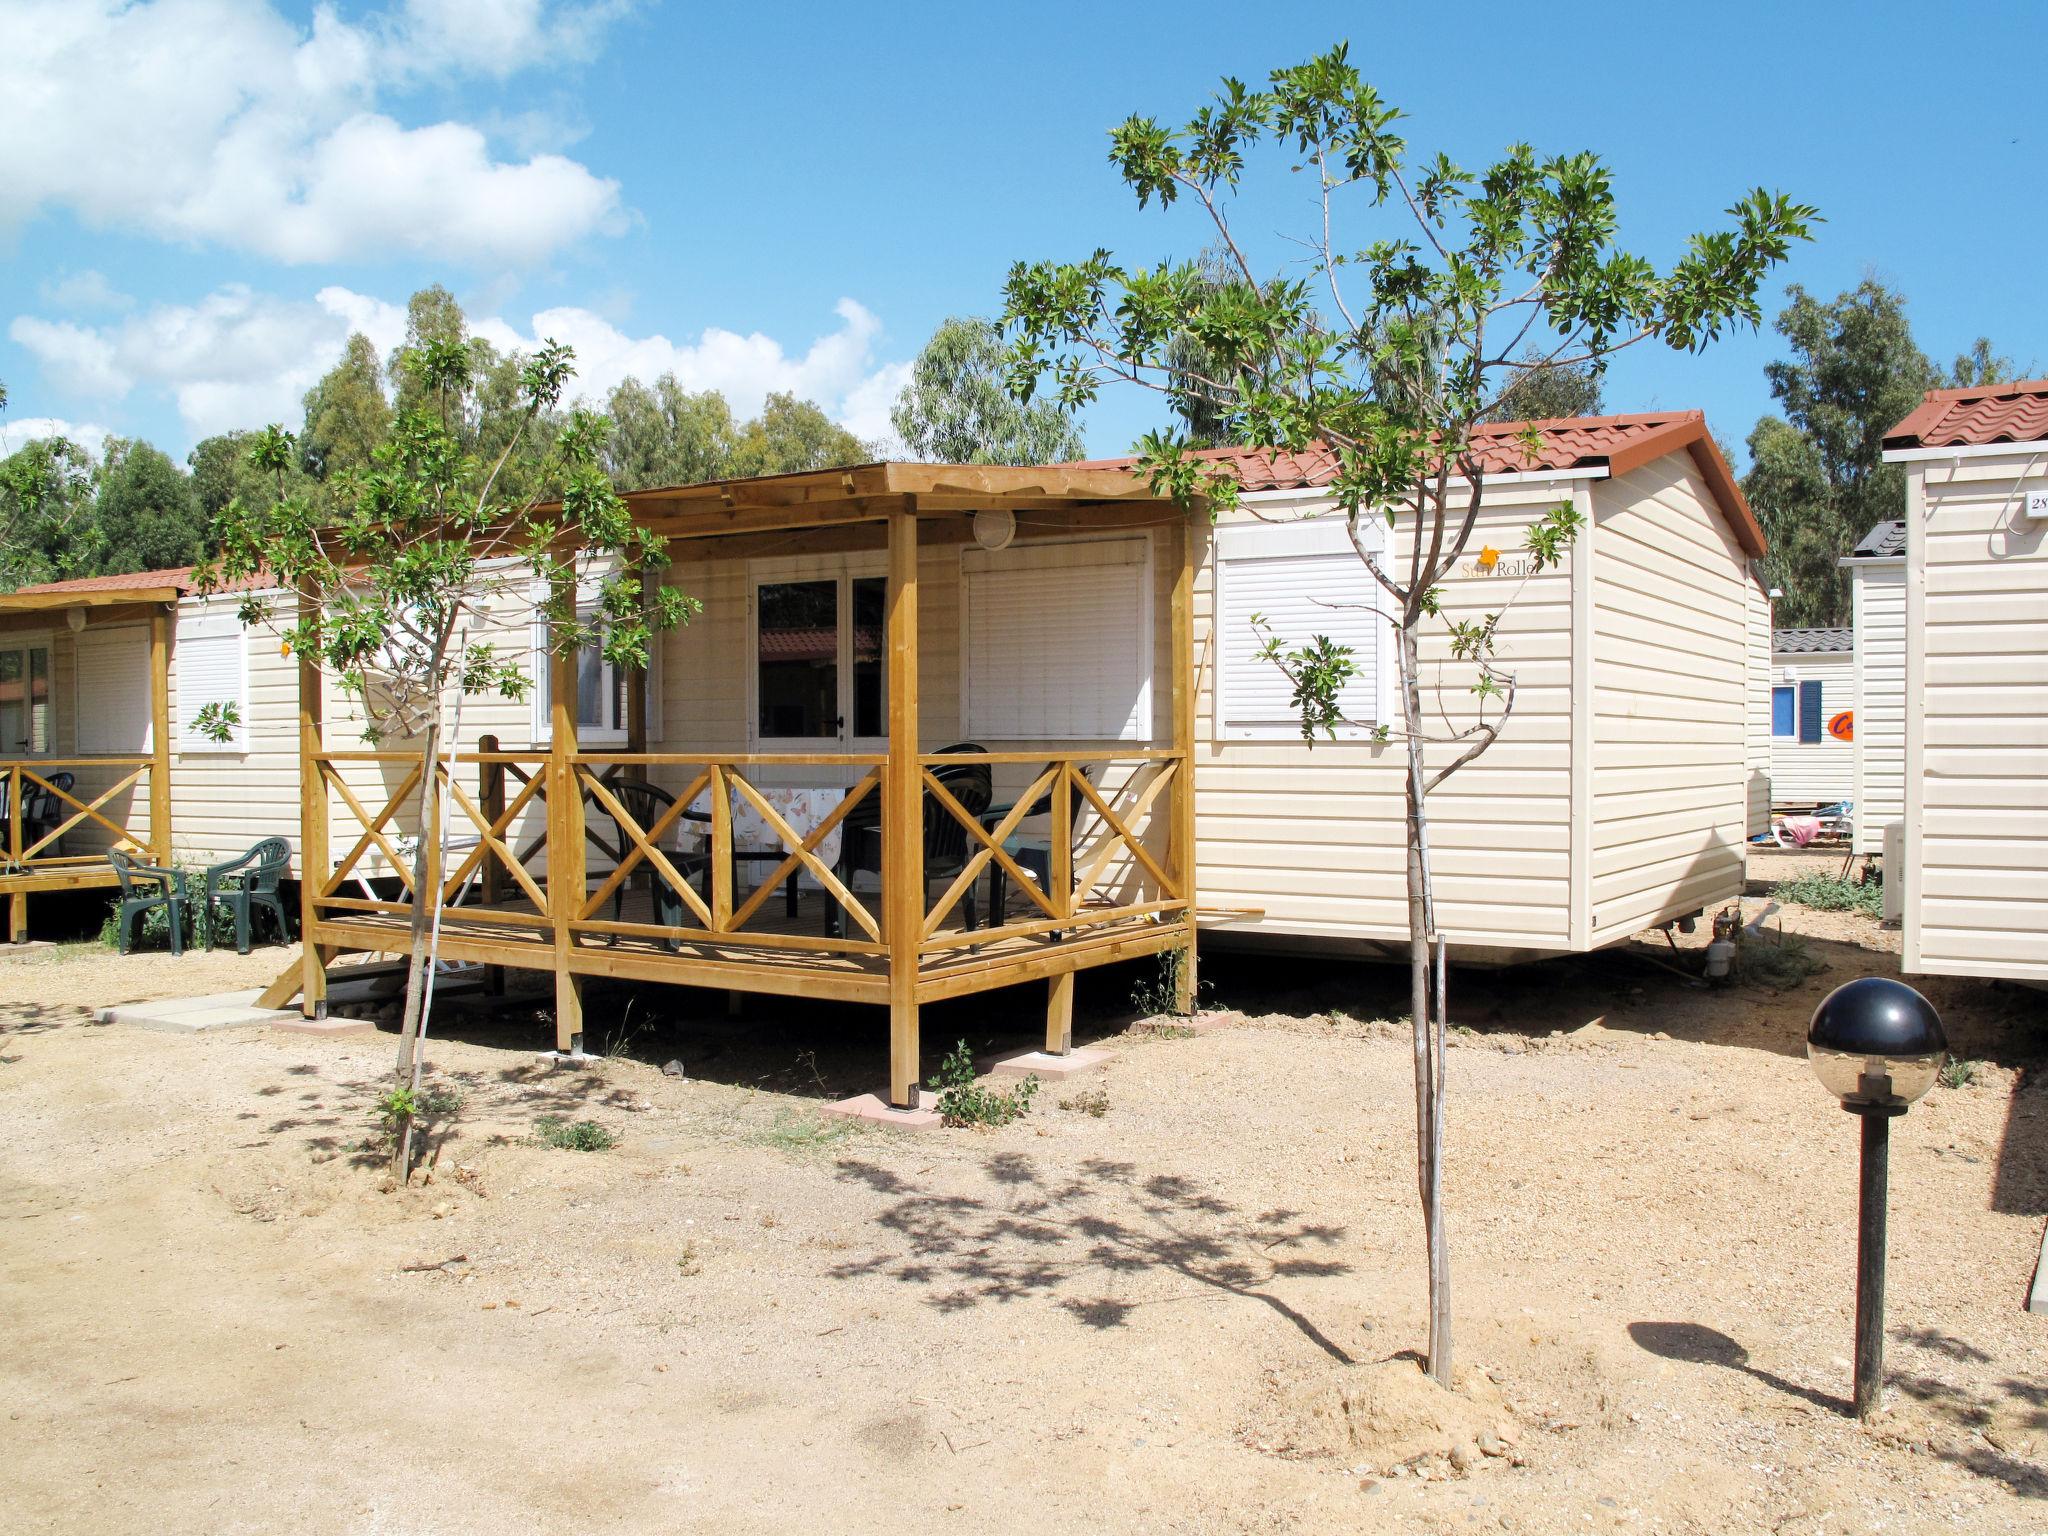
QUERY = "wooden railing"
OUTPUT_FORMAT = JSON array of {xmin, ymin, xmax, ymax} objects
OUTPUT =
[
  {"xmin": 1, "ymin": 757, "xmax": 156, "ymax": 873},
  {"xmin": 917, "ymin": 749, "xmax": 1187, "ymax": 954}
]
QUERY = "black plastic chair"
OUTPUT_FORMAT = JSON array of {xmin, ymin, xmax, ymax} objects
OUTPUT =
[
  {"xmin": 7, "ymin": 770, "xmax": 75, "ymax": 858},
  {"xmin": 830, "ymin": 744, "xmax": 992, "ymax": 937},
  {"xmin": 980, "ymin": 762, "xmax": 1093, "ymax": 933},
  {"xmin": 201, "ymin": 837, "xmax": 293, "ymax": 954},
  {"xmin": 589, "ymin": 780, "xmax": 702, "ymax": 946},
  {"xmin": 109, "ymin": 849, "xmax": 190, "ymax": 956}
]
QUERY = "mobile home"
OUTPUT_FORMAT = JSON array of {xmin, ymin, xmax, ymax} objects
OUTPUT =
[
  {"xmin": 1767, "ymin": 628, "xmax": 1855, "ymax": 808},
  {"xmin": 1881, "ymin": 379, "xmax": 2048, "ymax": 984},
  {"xmin": 1844, "ymin": 520, "xmax": 1906, "ymax": 857}
]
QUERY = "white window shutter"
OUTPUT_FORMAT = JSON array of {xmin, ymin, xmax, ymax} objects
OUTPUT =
[
  {"xmin": 176, "ymin": 611, "xmax": 247, "ymax": 751},
  {"xmin": 1215, "ymin": 518, "xmax": 1385, "ymax": 740},
  {"xmin": 74, "ymin": 627, "xmax": 152, "ymax": 753},
  {"xmin": 962, "ymin": 538, "xmax": 1151, "ymax": 741}
]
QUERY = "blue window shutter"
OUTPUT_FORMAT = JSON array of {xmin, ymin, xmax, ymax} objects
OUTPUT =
[
  {"xmin": 1799, "ymin": 679, "xmax": 1824, "ymax": 743},
  {"xmin": 1772, "ymin": 686, "xmax": 1794, "ymax": 738}
]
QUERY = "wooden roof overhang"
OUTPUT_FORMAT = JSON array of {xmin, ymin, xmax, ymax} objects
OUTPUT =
[{"xmin": 0, "ymin": 584, "xmax": 182, "ymax": 613}]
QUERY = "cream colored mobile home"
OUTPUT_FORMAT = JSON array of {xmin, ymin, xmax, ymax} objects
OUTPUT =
[
  {"xmin": 1883, "ymin": 380, "xmax": 2048, "ymax": 984},
  {"xmin": 1767, "ymin": 628, "xmax": 1855, "ymax": 807},
  {"xmin": 1845, "ymin": 521, "xmax": 1906, "ymax": 857}
]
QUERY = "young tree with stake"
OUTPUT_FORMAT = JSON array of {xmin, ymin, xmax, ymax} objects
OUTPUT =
[
  {"xmin": 1001, "ymin": 42, "xmax": 1814, "ymax": 1384},
  {"xmin": 199, "ymin": 338, "xmax": 696, "ymax": 1174}
]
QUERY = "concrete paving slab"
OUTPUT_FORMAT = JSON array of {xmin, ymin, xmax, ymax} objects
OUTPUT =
[
  {"xmin": 987, "ymin": 1047, "xmax": 1116, "ymax": 1081},
  {"xmin": 96, "ymin": 990, "xmax": 307, "ymax": 1033},
  {"xmin": 822, "ymin": 1090, "xmax": 942, "ymax": 1130},
  {"xmin": 0, "ymin": 940, "xmax": 57, "ymax": 961}
]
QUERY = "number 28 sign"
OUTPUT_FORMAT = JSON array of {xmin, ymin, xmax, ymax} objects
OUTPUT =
[{"xmin": 1828, "ymin": 710, "xmax": 1854, "ymax": 742}]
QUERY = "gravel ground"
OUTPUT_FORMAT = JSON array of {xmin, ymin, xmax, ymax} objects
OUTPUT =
[{"xmin": 0, "ymin": 862, "xmax": 2042, "ymax": 1534}]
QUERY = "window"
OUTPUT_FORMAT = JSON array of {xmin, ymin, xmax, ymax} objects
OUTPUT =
[
  {"xmin": 0, "ymin": 640, "xmax": 52, "ymax": 756},
  {"xmin": 1798, "ymin": 679, "xmax": 1824, "ymax": 744},
  {"xmin": 532, "ymin": 633, "xmax": 659, "ymax": 744},
  {"xmin": 1770, "ymin": 685, "xmax": 1794, "ymax": 738},
  {"xmin": 75, "ymin": 628, "xmax": 151, "ymax": 754},
  {"xmin": 962, "ymin": 537, "xmax": 1151, "ymax": 741},
  {"xmin": 176, "ymin": 610, "xmax": 246, "ymax": 752},
  {"xmin": 750, "ymin": 562, "xmax": 886, "ymax": 746},
  {"xmin": 1213, "ymin": 518, "xmax": 1388, "ymax": 740}
]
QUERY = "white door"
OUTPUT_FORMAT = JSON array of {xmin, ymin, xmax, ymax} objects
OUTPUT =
[
  {"xmin": 0, "ymin": 640, "xmax": 53, "ymax": 756},
  {"xmin": 750, "ymin": 556, "xmax": 888, "ymax": 752}
]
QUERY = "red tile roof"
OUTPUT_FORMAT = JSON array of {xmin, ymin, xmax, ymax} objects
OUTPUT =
[
  {"xmin": 1069, "ymin": 410, "xmax": 1763, "ymax": 558},
  {"xmin": 8, "ymin": 564, "xmax": 273, "ymax": 599},
  {"xmin": 1883, "ymin": 378, "xmax": 2048, "ymax": 450}
]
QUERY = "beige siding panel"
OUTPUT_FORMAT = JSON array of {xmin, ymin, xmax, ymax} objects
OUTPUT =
[
  {"xmin": 1744, "ymin": 573, "xmax": 1773, "ymax": 837},
  {"xmin": 1195, "ymin": 481, "xmax": 1576, "ymax": 947},
  {"xmin": 1905, "ymin": 454, "xmax": 2048, "ymax": 981},
  {"xmin": 1851, "ymin": 563, "xmax": 1906, "ymax": 853},
  {"xmin": 1588, "ymin": 459, "xmax": 1749, "ymax": 943}
]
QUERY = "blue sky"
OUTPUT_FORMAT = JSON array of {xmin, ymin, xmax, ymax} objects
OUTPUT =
[{"xmin": 3, "ymin": 0, "xmax": 2043, "ymax": 468}]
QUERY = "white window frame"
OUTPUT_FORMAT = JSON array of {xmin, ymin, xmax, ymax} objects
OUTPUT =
[
  {"xmin": 0, "ymin": 630, "xmax": 55, "ymax": 758},
  {"xmin": 175, "ymin": 606, "xmax": 249, "ymax": 754},
  {"xmin": 73, "ymin": 624, "xmax": 153, "ymax": 754},
  {"xmin": 746, "ymin": 553, "xmax": 890, "ymax": 751},
  {"xmin": 1212, "ymin": 513, "xmax": 1394, "ymax": 742},
  {"xmin": 529, "ymin": 585, "xmax": 663, "ymax": 746},
  {"xmin": 958, "ymin": 533, "xmax": 1154, "ymax": 743}
]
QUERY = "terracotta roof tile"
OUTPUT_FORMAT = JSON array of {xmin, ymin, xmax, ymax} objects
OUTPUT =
[
  {"xmin": 1067, "ymin": 411, "xmax": 1764, "ymax": 558},
  {"xmin": 1884, "ymin": 378, "xmax": 2048, "ymax": 449},
  {"xmin": 9, "ymin": 564, "xmax": 273, "ymax": 598}
]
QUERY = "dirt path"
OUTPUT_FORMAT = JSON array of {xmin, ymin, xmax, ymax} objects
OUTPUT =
[{"xmin": 1, "ymin": 879, "xmax": 2042, "ymax": 1534}]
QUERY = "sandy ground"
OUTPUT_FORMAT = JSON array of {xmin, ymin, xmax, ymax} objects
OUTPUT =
[{"xmin": 1, "ymin": 859, "xmax": 2043, "ymax": 1535}]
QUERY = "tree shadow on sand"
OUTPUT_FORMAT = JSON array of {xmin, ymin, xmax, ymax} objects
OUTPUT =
[{"xmin": 827, "ymin": 1152, "xmax": 1356, "ymax": 1361}]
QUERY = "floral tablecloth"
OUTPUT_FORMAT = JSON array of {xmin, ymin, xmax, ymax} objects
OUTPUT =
[{"xmin": 679, "ymin": 785, "xmax": 849, "ymax": 872}]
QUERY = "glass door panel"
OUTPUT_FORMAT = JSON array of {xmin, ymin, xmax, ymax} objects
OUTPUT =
[
  {"xmin": 850, "ymin": 576, "xmax": 886, "ymax": 741},
  {"xmin": 0, "ymin": 644, "xmax": 51, "ymax": 756},
  {"xmin": 757, "ymin": 580, "xmax": 841, "ymax": 740}
]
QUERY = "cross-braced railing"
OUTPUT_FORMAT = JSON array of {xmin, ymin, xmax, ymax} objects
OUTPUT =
[{"xmin": 1, "ymin": 758, "xmax": 156, "ymax": 873}]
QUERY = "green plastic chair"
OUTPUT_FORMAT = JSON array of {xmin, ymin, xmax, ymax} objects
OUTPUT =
[
  {"xmin": 108, "ymin": 850, "xmax": 190, "ymax": 956},
  {"xmin": 201, "ymin": 837, "xmax": 293, "ymax": 954}
]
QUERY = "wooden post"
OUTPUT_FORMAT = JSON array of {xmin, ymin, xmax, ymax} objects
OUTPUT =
[
  {"xmin": 478, "ymin": 732, "xmax": 505, "ymax": 996},
  {"xmin": 626, "ymin": 562, "xmax": 650, "ymax": 780},
  {"xmin": 1169, "ymin": 507, "xmax": 1199, "ymax": 1013},
  {"xmin": 296, "ymin": 583, "xmax": 328, "ymax": 1017},
  {"xmin": 148, "ymin": 605, "xmax": 171, "ymax": 865},
  {"xmin": 1046, "ymin": 970, "xmax": 1074, "ymax": 1057},
  {"xmin": 6, "ymin": 769, "xmax": 23, "ymax": 942},
  {"xmin": 547, "ymin": 578, "xmax": 585, "ymax": 1055},
  {"xmin": 884, "ymin": 499, "xmax": 923, "ymax": 1107}
]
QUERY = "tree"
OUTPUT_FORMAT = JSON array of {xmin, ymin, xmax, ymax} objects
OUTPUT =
[
  {"xmin": 0, "ymin": 431, "xmax": 99, "ymax": 591},
  {"xmin": 891, "ymin": 316, "xmax": 1086, "ymax": 464},
  {"xmin": 1741, "ymin": 281, "xmax": 1997, "ymax": 626},
  {"xmin": 1162, "ymin": 245, "xmax": 1255, "ymax": 446},
  {"xmin": 1001, "ymin": 42, "xmax": 1812, "ymax": 1386},
  {"xmin": 729, "ymin": 392, "xmax": 870, "ymax": 477},
  {"xmin": 300, "ymin": 333, "xmax": 394, "ymax": 488},
  {"xmin": 94, "ymin": 438, "xmax": 207, "ymax": 573},
  {"xmin": 1487, "ymin": 347, "xmax": 1603, "ymax": 422},
  {"xmin": 201, "ymin": 338, "xmax": 696, "ymax": 1177},
  {"xmin": 388, "ymin": 284, "xmax": 469, "ymax": 416},
  {"xmin": 604, "ymin": 375, "xmax": 738, "ymax": 488}
]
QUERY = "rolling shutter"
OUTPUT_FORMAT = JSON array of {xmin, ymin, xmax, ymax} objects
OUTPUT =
[
  {"xmin": 74, "ymin": 627, "xmax": 152, "ymax": 753},
  {"xmin": 176, "ymin": 610, "xmax": 247, "ymax": 751},
  {"xmin": 1214, "ymin": 518, "xmax": 1386, "ymax": 740},
  {"xmin": 1798, "ymin": 678, "xmax": 1824, "ymax": 745},
  {"xmin": 962, "ymin": 538, "xmax": 1151, "ymax": 740}
]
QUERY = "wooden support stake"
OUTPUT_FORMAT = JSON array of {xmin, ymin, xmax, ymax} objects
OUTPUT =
[
  {"xmin": 148, "ymin": 605, "xmax": 171, "ymax": 864},
  {"xmin": 884, "ymin": 499, "xmax": 923, "ymax": 1106},
  {"xmin": 1047, "ymin": 970, "xmax": 1074, "ymax": 1057},
  {"xmin": 6, "ymin": 769, "xmax": 22, "ymax": 942},
  {"xmin": 478, "ymin": 732, "xmax": 505, "ymax": 996},
  {"xmin": 1169, "ymin": 509, "xmax": 1199, "ymax": 1013},
  {"xmin": 296, "ymin": 583, "xmax": 328, "ymax": 1017},
  {"xmin": 548, "ymin": 578, "xmax": 585, "ymax": 1054}
]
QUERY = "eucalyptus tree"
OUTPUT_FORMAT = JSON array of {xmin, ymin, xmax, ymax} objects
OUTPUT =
[
  {"xmin": 200, "ymin": 338, "xmax": 695, "ymax": 1174},
  {"xmin": 891, "ymin": 316, "xmax": 1086, "ymax": 464},
  {"xmin": 1001, "ymin": 41, "xmax": 1814, "ymax": 1383}
]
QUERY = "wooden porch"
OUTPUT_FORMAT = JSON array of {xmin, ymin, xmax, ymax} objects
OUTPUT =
[{"xmin": 273, "ymin": 465, "xmax": 1201, "ymax": 1111}]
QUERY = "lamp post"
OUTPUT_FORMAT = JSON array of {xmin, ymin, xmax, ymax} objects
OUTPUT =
[{"xmin": 1806, "ymin": 976, "xmax": 1947, "ymax": 1419}]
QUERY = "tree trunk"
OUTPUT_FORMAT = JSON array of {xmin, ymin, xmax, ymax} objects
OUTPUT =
[
  {"xmin": 391, "ymin": 708, "xmax": 444, "ymax": 1176},
  {"xmin": 1397, "ymin": 619, "xmax": 1452, "ymax": 1387}
]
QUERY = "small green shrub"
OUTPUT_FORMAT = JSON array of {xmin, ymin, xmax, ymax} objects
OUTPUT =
[
  {"xmin": 1775, "ymin": 872, "xmax": 1883, "ymax": 919},
  {"xmin": 1939, "ymin": 1057, "xmax": 1980, "ymax": 1090},
  {"xmin": 370, "ymin": 1082, "xmax": 463, "ymax": 1145},
  {"xmin": 754, "ymin": 1109, "xmax": 857, "ymax": 1153},
  {"xmin": 99, "ymin": 861, "xmax": 220, "ymax": 952},
  {"xmin": 1130, "ymin": 946, "xmax": 1209, "ymax": 1017},
  {"xmin": 1736, "ymin": 931, "xmax": 1826, "ymax": 989},
  {"xmin": 928, "ymin": 1040, "xmax": 1039, "ymax": 1129},
  {"xmin": 535, "ymin": 1115, "xmax": 616, "ymax": 1152}
]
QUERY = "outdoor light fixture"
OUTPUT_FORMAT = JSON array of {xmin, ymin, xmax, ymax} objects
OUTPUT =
[
  {"xmin": 972, "ymin": 508, "xmax": 1016, "ymax": 552},
  {"xmin": 1806, "ymin": 976, "xmax": 1947, "ymax": 1418},
  {"xmin": 66, "ymin": 608, "xmax": 87, "ymax": 633}
]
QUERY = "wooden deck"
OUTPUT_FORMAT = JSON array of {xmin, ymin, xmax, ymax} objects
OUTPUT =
[{"xmin": 310, "ymin": 883, "xmax": 1188, "ymax": 1006}]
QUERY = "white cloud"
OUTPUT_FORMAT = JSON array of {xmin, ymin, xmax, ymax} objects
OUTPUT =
[
  {"xmin": 0, "ymin": 0, "xmax": 628, "ymax": 267},
  {"xmin": 9, "ymin": 284, "xmax": 909, "ymax": 449},
  {"xmin": 0, "ymin": 415, "xmax": 111, "ymax": 460},
  {"xmin": 841, "ymin": 361, "xmax": 914, "ymax": 453},
  {"xmin": 39, "ymin": 269, "xmax": 134, "ymax": 313}
]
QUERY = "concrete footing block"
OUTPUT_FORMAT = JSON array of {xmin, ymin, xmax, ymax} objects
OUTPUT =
[
  {"xmin": 96, "ymin": 989, "xmax": 305, "ymax": 1033},
  {"xmin": 269, "ymin": 1014, "xmax": 376, "ymax": 1037},
  {"xmin": 823, "ymin": 1089, "xmax": 942, "ymax": 1129},
  {"xmin": 535, "ymin": 1049, "xmax": 599, "ymax": 1069},
  {"xmin": 987, "ymin": 1047, "xmax": 1115, "ymax": 1081}
]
